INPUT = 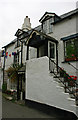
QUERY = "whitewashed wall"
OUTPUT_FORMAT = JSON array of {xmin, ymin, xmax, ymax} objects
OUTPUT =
[
  {"xmin": 39, "ymin": 45, "xmax": 45, "ymax": 57},
  {"xmin": 23, "ymin": 45, "xmax": 27, "ymax": 63},
  {"xmin": 5, "ymin": 42, "xmax": 22, "ymax": 70},
  {"xmin": 5, "ymin": 44, "xmax": 15, "ymax": 70},
  {"xmin": 0, "ymin": 69, "xmax": 3, "ymax": 89},
  {"xmin": 50, "ymin": 16, "xmax": 76, "ymax": 40},
  {"xmin": 29, "ymin": 47, "xmax": 37, "ymax": 60},
  {"xmin": 48, "ymin": 15, "xmax": 77, "ymax": 76},
  {"xmin": 26, "ymin": 56, "xmax": 76, "ymax": 116}
]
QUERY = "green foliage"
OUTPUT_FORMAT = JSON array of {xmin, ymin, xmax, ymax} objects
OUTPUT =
[
  {"xmin": 6, "ymin": 90, "xmax": 12, "ymax": 95},
  {"xmin": 2, "ymin": 83, "xmax": 7, "ymax": 93},
  {"xmin": 6, "ymin": 64, "xmax": 22, "ymax": 82},
  {"xmin": 66, "ymin": 44, "xmax": 75, "ymax": 58}
]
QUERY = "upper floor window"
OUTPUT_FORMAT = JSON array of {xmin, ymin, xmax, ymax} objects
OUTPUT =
[
  {"xmin": 14, "ymin": 52, "xmax": 19, "ymax": 65},
  {"xmin": 49, "ymin": 18, "xmax": 52, "ymax": 33},
  {"xmin": 64, "ymin": 38, "xmax": 78, "ymax": 61},
  {"xmin": 43, "ymin": 21, "xmax": 47, "ymax": 33},
  {"xmin": 42, "ymin": 18, "xmax": 52, "ymax": 34}
]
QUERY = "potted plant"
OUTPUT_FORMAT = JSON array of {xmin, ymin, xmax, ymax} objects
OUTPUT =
[{"xmin": 68, "ymin": 75, "xmax": 77, "ymax": 87}]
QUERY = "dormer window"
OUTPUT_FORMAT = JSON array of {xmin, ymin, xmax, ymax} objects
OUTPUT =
[
  {"xmin": 42, "ymin": 18, "xmax": 52, "ymax": 34},
  {"xmin": 43, "ymin": 21, "xmax": 47, "ymax": 33},
  {"xmin": 49, "ymin": 18, "xmax": 52, "ymax": 33},
  {"xmin": 39, "ymin": 12, "xmax": 60, "ymax": 34}
]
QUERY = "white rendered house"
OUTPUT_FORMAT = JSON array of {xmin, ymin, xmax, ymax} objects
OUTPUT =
[{"xmin": 2, "ymin": 8, "xmax": 78, "ymax": 118}]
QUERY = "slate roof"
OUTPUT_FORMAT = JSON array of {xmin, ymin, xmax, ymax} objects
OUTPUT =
[
  {"xmin": 53, "ymin": 8, "xmax": 78, "ymax": 24},
  {"xmin": 2, "ymin": 38, "xmax": 17, "ymax": 48},
  {"xmin": 60, "ymin": 8, "xmax": 78, "ymax": 19}
]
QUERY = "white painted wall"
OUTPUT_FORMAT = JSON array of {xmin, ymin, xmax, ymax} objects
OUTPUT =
[
  {"xmin": 48, "ymin": 15, "xmax": 77, "ymax": 76},
  {"xmin": 0, "ymin": 69, "xmax": 3, "ymax": 89},
  {"xmin": 23, "ymin": 45, "xmax": 27, "ymax": 63},
  {"xmin": 51, "ymin": 16, "xmax": 76, "ymax": 40},
  {"xmin": 61, "ymin": 62, "xmax": 77, "ymax": 76},
  {"xmin": 26, "ymin": 56, "xmax": 76, "ymax": 116},
  {"xmin": 5, "ymin": 44, "xmax": 15, "ymax": 70},
  {"xmin": 39, "ymin": 45, "xmax": 45, "ymax": 57},
  {"xmin": 29, "ymin": 47, "xmax": 37, "ymax": 60}
]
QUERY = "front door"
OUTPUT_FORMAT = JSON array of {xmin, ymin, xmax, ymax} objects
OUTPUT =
[{"xmin": 48, "ymin": 41, "xmax": 56, "ymax": 62}]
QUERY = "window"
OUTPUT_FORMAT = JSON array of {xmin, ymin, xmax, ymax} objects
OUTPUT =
[
  {"xmin": 14, "ymin": 53, "xmax": 19, "ymax": 65},
  {"xmin": 64, "ymin": 38, "xmax": 78, "ymax": 61},
  {"xmin": 43, "ymin": 21, "xmax": 47, "ymax": 33},
  {"xmin": 48, "ymin": 41, "xmax": 56, "ymax": 59},
  {"xmin": 49, "ymin": 18, "xmax": 52, "ymax": 33}
]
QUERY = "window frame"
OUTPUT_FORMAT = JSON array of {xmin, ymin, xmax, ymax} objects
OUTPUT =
[
  {"xmin": 14, "ymin": 52, "xmax": 19, "ymax": 65},
  {"xmin": 48, "ymin": 41, "xmax": 56, "ymax": 60},
  {"xmin": 64, "ymin": 38, "xmax": 78, "ymax": 62}
]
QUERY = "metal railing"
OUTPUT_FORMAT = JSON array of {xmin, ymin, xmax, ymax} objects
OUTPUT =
[
  {"xmin": 49, "ymin": 58, "xmax": 78, "ymax": 98},
  {"xmin": 68, "ymin": 62, "xmax": 78, "ymax": 71}
]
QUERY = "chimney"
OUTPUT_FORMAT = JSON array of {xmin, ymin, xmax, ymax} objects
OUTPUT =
[{"xmin": 22, "ymin": 16, "xmax": 31, "ymax": 32}]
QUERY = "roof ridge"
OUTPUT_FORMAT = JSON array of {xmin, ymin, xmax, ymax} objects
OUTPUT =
[{"xmin": 60, "ymin": 8, "xmax": 78, "ymax": 18}]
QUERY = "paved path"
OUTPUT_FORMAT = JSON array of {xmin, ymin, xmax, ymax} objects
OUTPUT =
[
  {"xmin": 0, "ymin": 90, "xmax": 2, "ymax": 120},
  {"xmin": 2, "ymin": 97, "xmax": 59, "ymax": 119},
  {"xmin": 2, "ymin": 96, "xmax": 77, "ymax": 119}
]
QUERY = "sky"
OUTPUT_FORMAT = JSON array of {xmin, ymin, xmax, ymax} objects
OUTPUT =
[{"xmin": 0, "ymin": 0, "xmax": 77, "ymax": 49}]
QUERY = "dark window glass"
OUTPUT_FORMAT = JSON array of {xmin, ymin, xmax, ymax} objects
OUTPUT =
[
  {"xmin": 49, "ymin": 42, "xmax": 55, "ymax": 59},
  {"xmin": 65, "ymin": 38, "xmax": 78, "ymax": 61}
]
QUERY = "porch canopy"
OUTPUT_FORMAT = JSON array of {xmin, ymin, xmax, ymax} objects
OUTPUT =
[{"xmin": 26, "ymin": 29, "xmax": 58, "ymax": 48}]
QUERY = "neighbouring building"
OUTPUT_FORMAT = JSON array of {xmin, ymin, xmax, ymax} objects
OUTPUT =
[
  {"xmin": 0, "ymin": 50, "xmax": 3, "ymax": 89},
  {"xmin": 2, "ymin": 8, "xmax": 78, "ymax": 118}
]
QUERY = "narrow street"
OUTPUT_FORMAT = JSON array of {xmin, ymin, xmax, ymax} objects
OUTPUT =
[
  {"xmin": 2, "ymin": 97, "xmax": 59, "ymax": 119},
  {"xmin": 2, "ymin": 94, "xmax": 77, "ymax": 119},
  {"xmin": 0, "ymin": 90, "xmax": 2, "ymax": 120}
]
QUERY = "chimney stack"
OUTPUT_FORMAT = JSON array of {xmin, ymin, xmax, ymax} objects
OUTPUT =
[{"xmin": 22, "ymin": 16, "xmax": 31, "ymax": 32}]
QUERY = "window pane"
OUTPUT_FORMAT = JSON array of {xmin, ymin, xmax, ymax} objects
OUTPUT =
[
  {"xmin": 65, "ymin": 38, "xmax": 78, "ymax": 61},
  {"xmin": 49, "ymin": 43, "xmax": 55, "ymax": 59},
  {"xmin": 49, "ymin": 18, "xmax": 52, "ymax": 33}
]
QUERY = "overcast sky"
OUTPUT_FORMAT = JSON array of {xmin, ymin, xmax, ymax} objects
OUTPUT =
[{"xmin": 0, "ymin": 0, "xmax": 77, "ymax": 49}]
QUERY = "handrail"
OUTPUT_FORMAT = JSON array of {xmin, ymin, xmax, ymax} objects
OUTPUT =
[
  {"xmin": 49, "ymin": 58, "xmax": 77, "ymax": 97},
  {"xmin": 68, "ymin": 62, "xmax": 78, "ymax": 71}
]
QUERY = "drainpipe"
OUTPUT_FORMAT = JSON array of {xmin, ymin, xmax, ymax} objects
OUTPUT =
[{"xmin": 21, "ymin": 41, "xmax": 23, "ymax": 66}]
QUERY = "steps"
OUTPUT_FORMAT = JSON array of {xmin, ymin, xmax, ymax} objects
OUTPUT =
[
  {"xmin": 26, "ymin": 57, "xmax": 78, "ymax": 117},
  {"xmin": 49, "ymin": 71, "xmax": 77, "ymax": 117}
]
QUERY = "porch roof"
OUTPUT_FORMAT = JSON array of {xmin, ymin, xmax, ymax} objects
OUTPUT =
[{"xmin": 27, "ymin": 29, "xmax": 58, "ymax": 48}]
